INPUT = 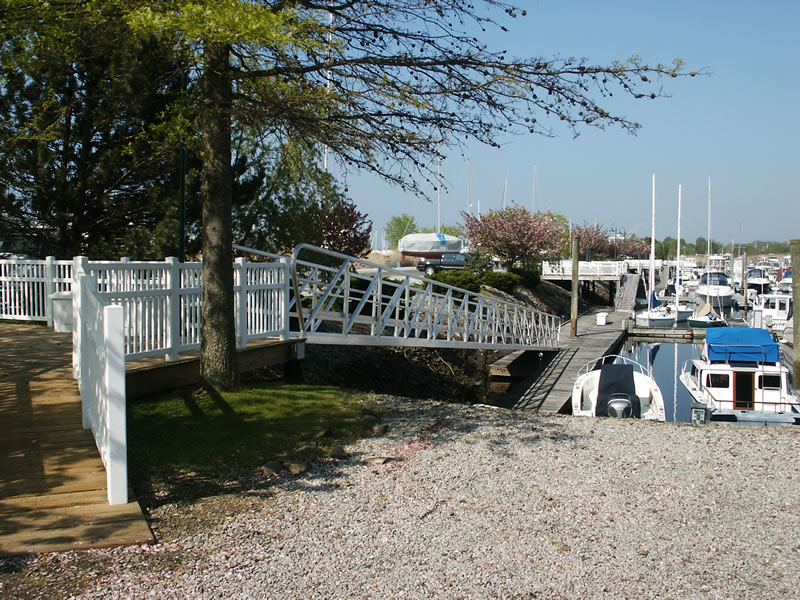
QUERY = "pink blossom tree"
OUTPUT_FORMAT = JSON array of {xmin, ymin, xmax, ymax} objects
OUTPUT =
[
  {"xmin": 572, "ymin": 222, "xmax": 611, "ymax": 259},
  {"xmin": 462, "ymin": 205, "xmax": 568, "ymax": 268}
]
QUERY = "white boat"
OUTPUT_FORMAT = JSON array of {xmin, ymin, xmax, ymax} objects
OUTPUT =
[
  {"xmin": 680, "ymin": 328, "xmax": 799, "ymax": 426},
  {"xmin": 745, "ymin": 267, "xmax": 772, "ymax": 295},
  {"xmin": 749, "ymin": 292, "xmax": 793, "ymax": 334},
  {"xmin": 781, "ymin": 317, "xmax": 794, "ymax": 347},
  {"xmin": 694, "ymin": 271, "xmax": 735, "ymax": 307},
  {"xmin": 634, "ymin": 176, "xmax": 693, "ymax": 327},
  {"xmin": 398, "ymin": 233, "xmax": 463, "ymax": 257},
  {"xmin": 572, "ymin": 355, "xmax": 666, "ymax": 421},
  {"xmin": 776, "ymin": 268, "xmax": 792, "ymax": 294},
  {"xmin": 635, "ymin": 298, "xmax": 693, "ymax": 326},
  {"xmin": 687, "ymin": 301, "xmax": 727, "ymax": 328}
]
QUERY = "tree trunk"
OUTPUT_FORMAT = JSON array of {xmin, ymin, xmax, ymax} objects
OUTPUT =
[{"xmin": 200, "ymin": 42, "xmax": 239, "ymax": 390}]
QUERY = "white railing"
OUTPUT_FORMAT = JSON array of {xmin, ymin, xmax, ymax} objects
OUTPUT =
[
  {"xmin": 71, "ymin": 256, "xmax": 290, "ymax": 361},
  {"xmin": 3, "ymin": 255, "xmax": 290, "ymax": 361},
  {"xmin": 75, "ymin": 269, "xmax": 128, "ymax": 505},
  {"xmin": 0, "ymin": 257, "xmax": 72, "ymax": 325},
  {"xmin": 542, "ymin": 260, "xmax": 630, "ymax": 278},
  {"xmin": 285, "ymin": 244, "xmax": 561, "ymax": 351}
]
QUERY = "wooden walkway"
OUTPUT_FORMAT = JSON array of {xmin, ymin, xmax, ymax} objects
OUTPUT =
[
  {"xmin": 0, "ymin": 323, "xmax": 153, "ymax": 556},
  {"xmin": 495, "ymin": 308, "xmax": 628, "ymax": 412}
]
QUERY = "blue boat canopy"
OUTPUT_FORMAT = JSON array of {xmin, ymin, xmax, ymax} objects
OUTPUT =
[{"xmin": 705, "ymin": 328, "xmax": 780, "ymax": 363}]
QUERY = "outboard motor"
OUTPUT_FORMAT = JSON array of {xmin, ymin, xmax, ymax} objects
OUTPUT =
[{"xmin": 606, "ymin": 393, "xmax": 633, "ymax": 418}]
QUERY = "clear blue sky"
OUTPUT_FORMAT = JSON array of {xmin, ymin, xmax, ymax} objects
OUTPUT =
[{"xmin": 336, "ymin": 1, "xmax": 799, "ymax": 249}]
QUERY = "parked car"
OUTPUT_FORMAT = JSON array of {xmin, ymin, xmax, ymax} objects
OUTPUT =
[{"xmin": 416, "ymin": 252, "xmax": 468, "ymax": 275}]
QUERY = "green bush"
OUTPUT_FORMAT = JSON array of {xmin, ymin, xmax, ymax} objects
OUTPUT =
[
  {"xmin": 511, "ymin": 263, "xmax": 541, "ymax": 289},
  {"xmin": 428, "ymin": 270, "xmax": 481, "ymax": 294},
  {"xmin": 480, "ymin": 271, "xmax": 521, "ymax": 293}
]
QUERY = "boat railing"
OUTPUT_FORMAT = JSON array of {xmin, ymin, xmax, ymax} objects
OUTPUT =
[
  {"xmin": 705, "ymin": 343, "xmax": 775, "ymax": 365},
  {"xmin": 575, "ymin": 354, "xmax": 652, "ymax": 379}
]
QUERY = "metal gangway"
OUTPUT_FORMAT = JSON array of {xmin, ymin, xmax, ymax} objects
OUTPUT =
[{"xmin": 238, "ymin": 244, "xmax": 561, "ymax": 353}]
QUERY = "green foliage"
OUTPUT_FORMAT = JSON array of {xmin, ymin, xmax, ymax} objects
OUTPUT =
[
  {"xmin": 511, "ymin": 264, "xmax": 541, "ymax": 289},
  {"xmin": 480, "ymin": 271, "xmax": 521, "ymax": 294},
  {"xmin": 420, "ymin": 224, "xmax": 463, "ymax": 237},
  {"xmin": 428, "ymin": 270, "xmax": 480, "ymax": 295},
  {"xmin": 386, "ymin": 214, "xmax": 418, "ymax": 249},
  {"xmin": 127, "ymin": 383, "xmax": 377, "ymax": 484},
  {"xmin": 464, "ymin": 249, "xmax": 494, "ymax": 275}
]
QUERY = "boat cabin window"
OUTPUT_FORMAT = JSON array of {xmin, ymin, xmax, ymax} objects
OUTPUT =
[
  {"xmin": 706, "ymin": 373, "xmax": 729, "ymax": 388},
  {"xmin": 758, "ymin": 374, "xmax": 782, "ymax": 390}
]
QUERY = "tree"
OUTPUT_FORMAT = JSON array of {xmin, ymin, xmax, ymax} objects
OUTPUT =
[
  {"xmin": 385, "ymin": 214, "xmax": 419, "ymax": 249},
  {"xmin": 571, "ymin": 222, "xmax": 610, "ymax": 260},
  {"xmin": 0, "ymin": 14, "xmax": 182, "ymax": 259},
  {"xmin": 6, "ymin": 2, "xmax": 689, "ymax": 389},
  {"xmin": 421, "ymin": 224, "xmax": 464, "ymax": 238},
  {"xmin": 230, "ymin": 139, "xmax": 370, "ymax": 256},
  {"xmin": 462, "ymin": 205, "xmax": 567, "ymax": 268}
]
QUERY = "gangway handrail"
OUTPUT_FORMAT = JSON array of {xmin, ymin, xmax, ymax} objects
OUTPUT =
[{"xmin": 286, "ymin": 243, "xmax": 561, "ymax": 351}]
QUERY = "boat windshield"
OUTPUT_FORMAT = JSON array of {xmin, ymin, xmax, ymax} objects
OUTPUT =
[
  {"xmin": 748, "ymin": 268, "xmax": 768, "ymax": 279},
  {"xmin": 700, "ymin": 272, "xmax": 730, "ymax": 286}
]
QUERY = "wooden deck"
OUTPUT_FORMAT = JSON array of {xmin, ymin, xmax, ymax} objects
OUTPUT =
[
  {"xmin": 494, "ymin": 309, "xmax": 628, "ymax": 412},
  {"xmin": 0, "ymin": 323, "xmax": 153, "ymax": 556}
]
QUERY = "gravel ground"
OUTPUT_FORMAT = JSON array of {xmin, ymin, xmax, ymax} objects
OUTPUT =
[{"xmin": 3, "ymin": 395, "xmax": 800, "ymax": 599}]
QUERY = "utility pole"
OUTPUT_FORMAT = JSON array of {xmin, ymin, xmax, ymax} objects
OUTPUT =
[
  {"xmin": 791, "ymin": 239, "xmax": 800, "ymax": 390},
  {"xmin": 571, "ymin": 235, "xmax": 580, "ymax": 337}
]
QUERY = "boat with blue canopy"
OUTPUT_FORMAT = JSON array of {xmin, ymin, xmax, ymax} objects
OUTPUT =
[{"xmin": 679, "ymin": 328, "xmax": 799, "ymax": 426}]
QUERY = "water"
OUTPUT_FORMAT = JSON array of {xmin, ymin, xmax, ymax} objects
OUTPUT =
[{"xmin": 617, "ymin": 339, "xmax": 703, "ymax": 423}]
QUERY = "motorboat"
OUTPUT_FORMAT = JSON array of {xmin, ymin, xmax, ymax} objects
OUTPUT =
[
  {"xmin": 749, "ymin": 292, "xmax": 793, "ymax": 334},
  {"xmin": 745, "ymin": 267, "xmax": 772, "ymax": 295},
  {"xmin": 694, "ymin": 271, "xmax": 735, "ymax": 308},
  {"xmin": 687, "ymin": 301, "xmax": 727, "ymax": 328},
  {"xmin": 679, "ymin": 328, "xmax": 799, "ymax": 427},
  {"xmin": 776, "ymin": 268, "xmax": 792, "ymax": 294},
  {"xmin": 572, "ymin": 355, "xmax": 666, "ymax": 421}
]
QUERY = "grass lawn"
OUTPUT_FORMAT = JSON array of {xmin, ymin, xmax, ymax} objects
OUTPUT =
[{"xmin": 127, "ymin": 382, "xmax": 378, "ymax": 492}]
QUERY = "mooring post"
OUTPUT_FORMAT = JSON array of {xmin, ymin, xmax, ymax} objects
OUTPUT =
[
  {"xmin": 791, "ymin": 239, "xmax": 800, "ymax": 391},
  {"xmin": 571, "ymin": 235, "xmax": 580, "ymax": 337},
  {"xmin": 479, "ymin": 349, "xmax": 489, "ymax": 402}
]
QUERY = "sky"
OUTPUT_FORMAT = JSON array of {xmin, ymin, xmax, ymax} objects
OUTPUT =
[{"xmin": 334, "ymin": 1, "xmax": 799, "ymax": 249}]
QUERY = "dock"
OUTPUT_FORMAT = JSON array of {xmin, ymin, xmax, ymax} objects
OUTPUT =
[
  {"xmin": 0, "ymin": 323, "xmax": 153, "ymax": 556},
  {"xmin": 493, "ymin": 308, "xmax": 627, "ymax": 412}
]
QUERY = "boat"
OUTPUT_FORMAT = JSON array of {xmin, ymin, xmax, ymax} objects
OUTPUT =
[
  {"xmin": 397, "ymin": 233, "xmax": 463, "ymax": 258},
  {"xmin": 572, "ymin": 355, "xmax": 666, "ymax": 421},
  {"xmin": 679, "ymin": 327, "xmax": 800, "ymax": 426},
  {"xmin": 745, "ymin": 267, "xmax": 772, "ymax": 296},
  {"xmin": 749, "ymin": 292, "xmax": 793, "ymax": 334},
  {"xmin": 776, "ymin": 267, "xmax": 792, "ymax": 294},
  {"xmin": 693, "ymin": 178, "xmax": 734, "ymax": 309},
  {"xmin": 781, "ymin": 317, "xmax": 794, "ymax": 347},
  {"xmin": 687, "ymin": 301, "xmax": 727, "ymax": 328},
  {"xmin": 635, "ymin": 295, "xmax": 693, "ymax": 326},
  {"xmin": 694, "ymin": 270, "xmax": 735, "ymax": 307},
  {"xmin": 634, "ymin": 177, "xmax": 693, "ymax": 327}
]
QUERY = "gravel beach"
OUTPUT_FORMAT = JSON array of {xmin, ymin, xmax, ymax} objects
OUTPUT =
[{"xmin": 3, "ymin": 395, "xmax": 800, "ymax": 599}]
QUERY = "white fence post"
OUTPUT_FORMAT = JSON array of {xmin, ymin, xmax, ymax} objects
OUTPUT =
[
  {"xmin": 104, "ymin": 303, "xmax": 128, "ymax": 505},
  {"xmin": 165, "ymin": 257, "xmax": 180, "ymax": 362},
  {"xmin": 72, "ymin": 256, "xmax": 88, "ymax": 381},
  {"xmin": 236, "ymin": 257, "xmax": 248, "ymax": 349},
  {"xmin": 78, "ymin": 273, "xmax": 92, "ymax": 430},
  {"xmin": 280, "ymin": 257, "xmax": 291, "ymax": 340},
  {"xmin": 44, "ymin": 256, "xmax": 56, "ymax": 327}
]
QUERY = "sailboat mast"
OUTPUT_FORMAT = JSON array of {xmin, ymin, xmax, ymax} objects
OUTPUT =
[
  {"xmin": 531, "ymin": 164, "xmax": 536, "ymax": 212},
  {"xmin": 675, "ymin": 184, "xmax": 682, "ymax": 327},
  {"xmin": 649, "ymin": 174, "xmax": 656, "ymax": 309}
]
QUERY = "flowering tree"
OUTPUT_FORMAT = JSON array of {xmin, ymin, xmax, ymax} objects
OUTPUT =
[
  {"xmin": 572, "ymin": 222, "xmax": 611, "ymax": 259},
  {"xmin": 462, "ymin": 205, "xmax": 568, "ymax": 268},
  {"xmin": 317, "ymin": 199, "xmax": 372, "ymax": 258}
]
